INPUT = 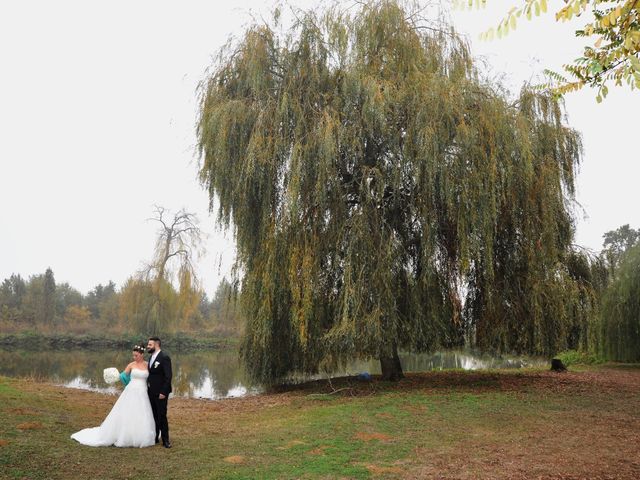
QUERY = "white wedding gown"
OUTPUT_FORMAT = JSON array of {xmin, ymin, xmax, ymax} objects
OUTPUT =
[{"xmin": 71, "ymin": 368, "xmax": 156, "ymax": 448}]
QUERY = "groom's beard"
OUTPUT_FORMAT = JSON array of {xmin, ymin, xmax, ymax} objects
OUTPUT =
[{"xmin": 147, "ymin": 348, "xmax": 155, "ymax": 354}]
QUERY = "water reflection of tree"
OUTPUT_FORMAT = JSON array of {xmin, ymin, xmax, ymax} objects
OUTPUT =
[
  {"xmin": 173, "ymin": 350, "xmax": 247, "ymax": 398},
  {"xmin": 0, "ymin": 349, "xmax": 249, "ymax": 398},
  {"xmin": 0, "ymin": 349, "xmax": 130, "ymax": 388},
  {"xmin": 0, "ymin": 349, "xmax": 543, "ymax": 398}
]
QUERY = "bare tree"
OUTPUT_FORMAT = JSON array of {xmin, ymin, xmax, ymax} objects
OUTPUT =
[
  {"xmin": 142, "ymin": 205, "xmax": 203, "ymax": 288},
  {"xmin": 121, "ymin": 206, "xmax": 205, "ymax": 334}
]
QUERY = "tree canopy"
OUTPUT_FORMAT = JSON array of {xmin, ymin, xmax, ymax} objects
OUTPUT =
[
  {"xmin": 197, "ymin": 0, "xmax": 591, "ymax": 383},
  {"xmin": 601, "ymin": 223, "xmax": 640, "ymax": 274}
]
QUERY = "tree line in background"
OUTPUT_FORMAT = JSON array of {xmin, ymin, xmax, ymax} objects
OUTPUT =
[
  {"xmin": 0, "ymin": 206, "xmax": 242, "ymax": 338},
  {"xmin": 0, "ymin": 272, "xmax": 241, "ymax": 338}
]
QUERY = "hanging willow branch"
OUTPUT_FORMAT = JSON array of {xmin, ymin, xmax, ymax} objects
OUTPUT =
[
  {"xmin": 197, "ymin": 0, "xmax": 591, "ymax": 384},
  {"xmin": 600, "ymin": 243, "xmax": 640, "ymax": 362}
]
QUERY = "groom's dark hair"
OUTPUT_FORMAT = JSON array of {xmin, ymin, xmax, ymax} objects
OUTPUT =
[{"xmin": 149, "ymin": 336, "xmax": 162, "ymax": 346}]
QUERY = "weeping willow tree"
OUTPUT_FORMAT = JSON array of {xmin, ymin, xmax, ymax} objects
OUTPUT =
[
  {"xmin": 197, "ymin": 1, "xmax": 590, "ymax": 383},
  {"xmin": 600, "ymin": 243, "xmax": 640, "ymax": 362}
]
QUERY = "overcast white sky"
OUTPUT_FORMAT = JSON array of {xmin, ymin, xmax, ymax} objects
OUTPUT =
[{"xmin": 1, "ymin": 1, "xmax": 638, "ymax": 295}]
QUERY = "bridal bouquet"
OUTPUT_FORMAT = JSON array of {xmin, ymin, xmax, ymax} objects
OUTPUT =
[{"xmin": 103, "ymin": 367, "xmax": 120, "ymax": 384}]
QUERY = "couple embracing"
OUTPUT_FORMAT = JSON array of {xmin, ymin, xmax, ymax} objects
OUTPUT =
[{"xmin": 71, "ymin": 337, "xmax": 172, "ymax": 448}]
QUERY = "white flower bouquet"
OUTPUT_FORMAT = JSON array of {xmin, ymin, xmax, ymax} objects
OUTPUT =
[{"xmin": 103, "ymin": 367, "xmax": 120, "ymax": 384}]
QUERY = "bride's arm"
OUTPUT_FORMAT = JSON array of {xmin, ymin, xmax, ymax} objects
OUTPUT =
[{"xmin": 124, "ymin": 362, "xmax": 134, "ymax": 374}]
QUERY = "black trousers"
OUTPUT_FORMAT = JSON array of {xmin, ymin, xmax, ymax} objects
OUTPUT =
[{"xmin": 148, "ymin": 392, "xmax": 169, "ymax": 442}]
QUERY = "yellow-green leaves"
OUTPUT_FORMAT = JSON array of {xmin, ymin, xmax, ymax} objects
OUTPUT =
[
  {"xmin": 596, "ymin": 84, "xmax": 608, "ymax": 103},
  {"xmin": 475, "ymin": 1, "xmax": 547, "ymax": 42},
  {"xmin": 479, "ymin": 27, "xmax": 496, "ymax": 41},
  {"xmin": 472, "ymin": 1, "xmax": 640, "ymax": 99},
  {"xmin": 453, "ymin": 0, "xmax": 488, "ymax": 9}
]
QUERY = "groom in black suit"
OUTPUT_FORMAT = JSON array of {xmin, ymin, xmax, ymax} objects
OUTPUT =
[{"xmin": 146, "ymin": 336, "xmax": 172, "ymax": 448}]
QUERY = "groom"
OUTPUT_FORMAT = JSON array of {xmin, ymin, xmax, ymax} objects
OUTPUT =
[{"xmin": 147, "ymin": 336, "xmax": 172, "ymax": 448}]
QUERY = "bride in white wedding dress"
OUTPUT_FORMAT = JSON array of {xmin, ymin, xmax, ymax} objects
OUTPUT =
[{"xmin": 71, "ymin": 345, "xmax": 156, "ymax": 448}]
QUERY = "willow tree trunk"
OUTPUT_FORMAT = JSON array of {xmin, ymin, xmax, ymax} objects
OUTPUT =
[{"xmin": 380, "ymin": 344, "xmax": 404, "ymax": 381}]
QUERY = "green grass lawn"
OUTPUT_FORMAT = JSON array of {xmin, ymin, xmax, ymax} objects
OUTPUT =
[{"xmin": 2, "ymin": 366, "xmax": 639, "ymax": 479}]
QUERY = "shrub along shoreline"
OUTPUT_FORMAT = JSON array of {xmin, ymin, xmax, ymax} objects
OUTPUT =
[{"xmin": 0, "ymin": 332, "xmax": 238, "ymax": 350}]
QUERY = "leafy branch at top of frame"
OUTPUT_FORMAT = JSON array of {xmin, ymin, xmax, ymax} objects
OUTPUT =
[{"xmin": 453, "ymin": 0, "xmax": 640, "ymax": 100}]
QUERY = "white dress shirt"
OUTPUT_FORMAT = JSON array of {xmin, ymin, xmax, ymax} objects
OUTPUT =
[{"xmin": 149, "ymin": 349, "xmax": 161, "ymax": 368}]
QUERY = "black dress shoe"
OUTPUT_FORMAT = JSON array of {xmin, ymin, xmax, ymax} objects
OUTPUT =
[
  {"xmin": 155, "ymin": 438, "xmax": 160, "ymax": 444},
  {"xmin": 163, "ymin": 441, "xmax": 172, "ymax": 449}
]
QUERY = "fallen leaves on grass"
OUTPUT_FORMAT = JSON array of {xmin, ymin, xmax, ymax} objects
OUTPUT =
[
  {"xmin": 0, "ymin": 439, "xmax": 9, "ymax": 446},
  {"xmin": 9, "ymin": 408, "xmax": 40, "ymax": 416},
  {"xmin": 365, "ymin": 464, "xmax": 405, "ymax": 475},
  {"xmin": 16, "ymin": 422, "xmax": 43, "ymax": 430},
  {"xmin": 4, "ymin": 367, "xmax": 640, "ymax": 479},
  {"xmin": 307, "ymin": 445, "xmax": 331, "ymax": 455},
  {"xmin": 375, "ymin": 412, "xmax": 394, "ymax": 419},
  {"xmin": 223, "ymin": 455, "xmax": 246, "ymax": 464},
  {"xmin": 354, "ymin": 431, "xmax": 392, "ymax": 442}
]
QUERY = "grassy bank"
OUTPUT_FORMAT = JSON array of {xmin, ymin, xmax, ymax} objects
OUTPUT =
[
  {"xmin": 1, "ymin": 366, "xmax": 639, "ymax": 479},
  {"xmin": 0, "ymin": 332, "xmax": 237, "ymax": 351}
]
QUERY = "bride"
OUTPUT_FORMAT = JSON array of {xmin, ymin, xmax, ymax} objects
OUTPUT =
[{"xmin": 71, "ymin": 345, "xmax": 156, "ymax": 448}]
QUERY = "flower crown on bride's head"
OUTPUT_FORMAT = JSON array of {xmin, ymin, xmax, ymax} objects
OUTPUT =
[{"xmin": 132, "ymin": 345, "xmax": 145, "ymax": 354}]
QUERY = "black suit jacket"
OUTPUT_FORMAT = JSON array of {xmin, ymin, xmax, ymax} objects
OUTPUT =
[{"xmin": 147, "ymin": 350, "xmax": 172, "ymax": 396}]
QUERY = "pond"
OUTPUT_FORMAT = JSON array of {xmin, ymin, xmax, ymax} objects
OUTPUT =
[{"xmin": 0, "ymin": 347, "xmax": 546, "ymax": 399}]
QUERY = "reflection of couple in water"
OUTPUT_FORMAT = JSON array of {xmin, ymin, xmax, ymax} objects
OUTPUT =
[{"xmin": 71, "ymin": 337, "xmax": 173, "ymax": 448}]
